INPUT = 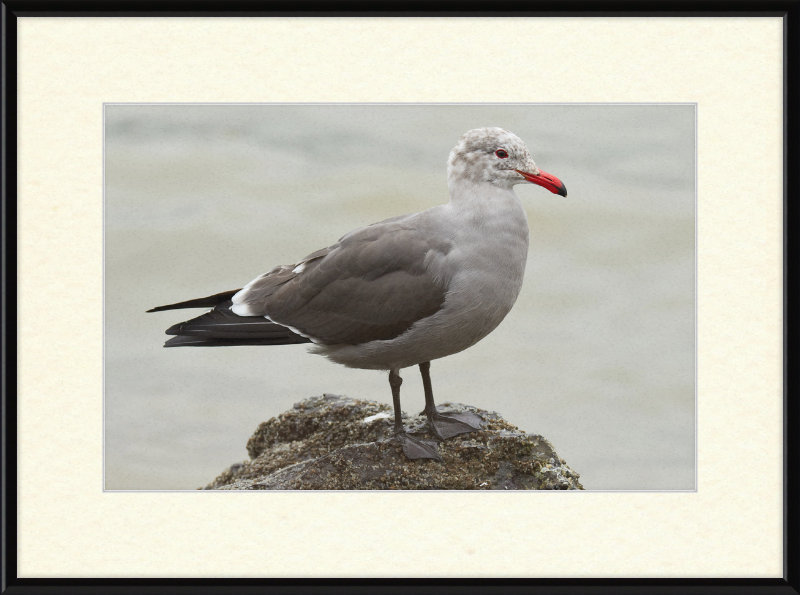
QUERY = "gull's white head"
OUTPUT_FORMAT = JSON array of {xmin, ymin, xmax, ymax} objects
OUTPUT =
[{"xmin": 447, "ymin": 127, "xmax": 567, "ymax": 196}]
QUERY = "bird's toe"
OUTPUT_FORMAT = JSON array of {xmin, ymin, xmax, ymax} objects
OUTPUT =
[
  {"xmin": 395, "ymin": 432, "xmax": 441, "ymax": 461},
  {"xmin": 428, "ymin": 411, "xmax": 484, "ymax": 441}
]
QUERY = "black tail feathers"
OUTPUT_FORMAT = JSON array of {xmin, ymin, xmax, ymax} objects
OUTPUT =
[
  {"xmin": 150, "ymin": 292, "xmax": 311, "ymax": 347},
  {"xmin": 147, "ymin": 289, "xmax": 241, "ymax": 313}
]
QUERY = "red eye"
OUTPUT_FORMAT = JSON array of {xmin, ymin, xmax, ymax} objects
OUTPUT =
[{"xmin": 495, "ymin": 149, "xmax": 508, "ymax": 159}]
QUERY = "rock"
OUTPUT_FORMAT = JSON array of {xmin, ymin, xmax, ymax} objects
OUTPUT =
[{"xmin": 204, "ymin": 394, "xmax": 584, "ymax": 490}]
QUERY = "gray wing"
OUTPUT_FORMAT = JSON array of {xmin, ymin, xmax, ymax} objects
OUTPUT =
[{"xmin": 232, "ymin": 216, "xmax": 450, "ymax": 345}]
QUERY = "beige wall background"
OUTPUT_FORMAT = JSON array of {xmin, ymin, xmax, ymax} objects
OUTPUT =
[{"xmin": 17, "ymin": 18, "xmax": 782, "ymax": 577}]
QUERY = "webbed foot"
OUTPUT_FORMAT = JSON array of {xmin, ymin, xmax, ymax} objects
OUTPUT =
[
  {"xmin": 425, "ymin": 409, "xmax": 484, "ymax": 441},
  {"xmin": 395, "ymin": 431, "xmax": 441, "ymax": 461}
]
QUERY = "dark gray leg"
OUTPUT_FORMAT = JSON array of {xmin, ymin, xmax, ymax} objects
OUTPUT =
[
  {"xmin": 389, "ymin": 369, "xmax": 404, "ymax": 433},
  {"xmin": 419, "ymin": 361, "xmax": 483, "ymax": 441},
  {"xmin": 389, "ymin": 368, "xmax": 440, "ymax": 461}
]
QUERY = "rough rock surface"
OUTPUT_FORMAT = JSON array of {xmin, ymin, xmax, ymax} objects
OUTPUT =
[{"xmin": 204, "ymin": 394, "xmax": 583, "ymax": 490}]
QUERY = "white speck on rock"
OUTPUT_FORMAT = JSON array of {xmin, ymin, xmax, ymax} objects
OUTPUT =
[{"xmin": 362, "ymin": 412, "xmax": 392, "ymax": 424}]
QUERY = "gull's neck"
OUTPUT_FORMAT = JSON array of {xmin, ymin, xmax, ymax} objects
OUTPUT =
[
  {"xmin": 447, "ymin": 176, "xmax": 521, "ymax": 214},
  {"xmin": 439, "ymin": 172, "xmax": 529, "ymax": 298}
]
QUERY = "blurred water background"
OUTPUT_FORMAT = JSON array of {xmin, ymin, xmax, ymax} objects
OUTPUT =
[{"xmin": 104, "ymin": 104, "xmax": 695, "ymax": 490}]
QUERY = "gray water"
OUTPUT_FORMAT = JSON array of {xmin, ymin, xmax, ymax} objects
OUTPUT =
[{"xmin": 104, "ymin": 104, "xmax": 695, "ymax": 490}]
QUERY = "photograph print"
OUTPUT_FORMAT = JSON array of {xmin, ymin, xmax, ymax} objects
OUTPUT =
[{"xmin": 103, "ymin": 103, "xmax": 695, "ymax": 491}]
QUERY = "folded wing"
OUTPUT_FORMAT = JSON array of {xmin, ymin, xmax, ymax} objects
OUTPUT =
[{"xmin": 232, "ymin": 217, "xmax": 450, "ymax": 345}]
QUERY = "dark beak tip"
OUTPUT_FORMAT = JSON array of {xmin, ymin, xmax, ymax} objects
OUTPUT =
[{"xmin": 558, "ymin": 184, "xmax": 568, "ymax": 197}]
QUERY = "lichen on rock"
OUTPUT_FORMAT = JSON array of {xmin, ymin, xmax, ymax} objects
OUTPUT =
[{"xmin": 204, "ymin": 394, "xmax": 583, "ymax": 490}]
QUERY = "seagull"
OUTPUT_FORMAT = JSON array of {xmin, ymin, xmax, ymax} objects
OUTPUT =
[{"xmin": 148, "ymin": 127, "xmax": 567, "ymax": 461}]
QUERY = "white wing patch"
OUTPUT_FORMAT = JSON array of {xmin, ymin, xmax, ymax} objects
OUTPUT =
[{"xmin": 230, "ymin": 302, "xmax": 260, "ymax": 316}]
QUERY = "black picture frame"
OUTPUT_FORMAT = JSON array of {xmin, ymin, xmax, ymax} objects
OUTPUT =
[{"xmin": 1, "ymin": 2, "xmax": 796, "ymax": 594}]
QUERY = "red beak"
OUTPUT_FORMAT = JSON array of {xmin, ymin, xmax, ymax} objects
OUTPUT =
[{"xmin": 515, "ymin": 168, "xmax": 567, "ymax": 197}]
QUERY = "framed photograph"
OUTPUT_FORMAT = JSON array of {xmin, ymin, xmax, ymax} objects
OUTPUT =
[{"xmin": 4, "ymin": 3, "xmax": 795, "ymax": 592}]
